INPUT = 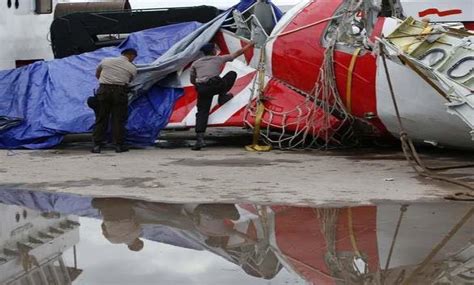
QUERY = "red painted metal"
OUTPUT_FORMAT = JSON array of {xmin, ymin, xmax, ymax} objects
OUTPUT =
[
  {"xmin": 168, "ymin": 86, "xmax": 198, "ymax": 124},
  {"xmin": 214, "ymin": 31, "xmax": 231, "ymax": 55},
  {"xmin": 240, "ymin": 39, "xmax": 254, "ymax": 64},
  {"xmin": 464, "ymin": 22, "xmax": 474, "ymax": 30},
  {"xmin": 272, "ymin": 206, "xmax": 379, "ymax": 284},
  {"xmin": 418, "ymin": 8, "xmax": 463, "ymax": 18},
  {"xmin": 271, "ymin": 0, "xmax": 343, "ymax": 93}
]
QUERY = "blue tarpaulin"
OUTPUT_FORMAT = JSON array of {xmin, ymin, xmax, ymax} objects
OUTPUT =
[{"xmin": 0, "ymin": 22, "xmax": 202, "ymax": 149}]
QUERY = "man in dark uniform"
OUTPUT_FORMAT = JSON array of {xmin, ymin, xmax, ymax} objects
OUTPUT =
[
  {"xmin": 92, "ymin": 48, "xmax": 138, "ymax": 153},
  {"xmin": 190, "ymin": 42, "xmax": 254, "ymax": 150}
]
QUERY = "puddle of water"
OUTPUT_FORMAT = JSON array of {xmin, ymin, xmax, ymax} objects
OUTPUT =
[{"xmin": 0, "ymin": 189, "xmax": 472, "ymax": 285}]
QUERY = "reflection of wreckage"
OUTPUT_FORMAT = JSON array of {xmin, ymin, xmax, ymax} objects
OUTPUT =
[
  {"xmin": 226, "ymin": 204, "xmax": 474, "ymax": 284},
  {"xmin": 123, "ymin": 202, "xmax": 473, "ymax": 284},
  {"xmin": 0, "ymin": 189, "xmax": 472, "ymax": 284},
  {"xmin": 0, "ymin": 0, "xmax": 473, "ymax": 150},
  {"xmin": 0, "ymin": 204, "xmax": 81, "ymax": 285}
]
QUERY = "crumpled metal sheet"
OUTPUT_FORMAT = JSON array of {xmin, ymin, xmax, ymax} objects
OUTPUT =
[{"xmin": 129, "ymin": 11, "xmax": 231, "ymax": 101}]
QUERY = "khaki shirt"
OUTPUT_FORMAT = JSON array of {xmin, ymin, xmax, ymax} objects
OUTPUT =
[
  {"xmin": 98, "ymin": 56, "xmax": 137, "ymax": 86},
  {"xmin": 191, "ymin": 55, "xmax": 234, "ymax": 84}
]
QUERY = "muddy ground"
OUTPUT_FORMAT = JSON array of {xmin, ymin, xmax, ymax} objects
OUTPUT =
[{"xmin": 1, "ymin": 129, "xmax": 473, "ymax": 206}]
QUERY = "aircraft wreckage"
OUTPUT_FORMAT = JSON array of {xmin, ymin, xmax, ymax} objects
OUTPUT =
[{"xmin": 0, "ymin": 0, "xmax": 473, "ymax": 151}]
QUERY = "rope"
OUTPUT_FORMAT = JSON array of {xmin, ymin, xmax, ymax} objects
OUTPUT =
[
  {"xmin": 379, "ymin": 41, "xmax": 474, "ymax": 193},
  {"xmin": 245, "ymin": 48, "xmax": 272, "ymax": 152},
  {"xmin": 345, "ymin": 48, "xmax": 361, "ymax": 113},
  {"xmin": 243, "ymin": 0, "xmax": 360, "ymax": 150},
  {"xmin": 383, "ymin": 205, "xmax": 408, "ymax": 273},
  {"xmin": 268, "ymin": 6, "xmax": 364, "ymax": 42},
  {"xmin": 347, "ymin": 207, "xmax": 362, "ymax": 258},
  {"xmin": 401, "ymin": 207, "xmax": 474, "ymax": 285},
  {"xmin": 270, "ymin": 14, "xmax": 343, "ymax": 40},
  {"xmin": 385, "ymin": 31, "xmax": 461, "ymax": 40}
]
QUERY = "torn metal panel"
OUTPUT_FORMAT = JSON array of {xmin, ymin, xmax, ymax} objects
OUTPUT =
[{"xmin": 382, "ymin": 17, "xmax": 474, "ymax": 140}]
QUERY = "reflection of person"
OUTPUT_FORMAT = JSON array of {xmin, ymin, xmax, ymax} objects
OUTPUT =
[
  {"xmin": 92, "ymin": 198, "xmax": 144, "ymax": 252},
  {"xmin": 185, "ymin": 204, "xmax": 240, "ymax": 238},
  {"xmin": 190, "ymin": 42, "xmax": 254, "ymax": 150},
  {"xmin": 134, "ymin": 202, "xmax": 243, "ymax": 248},
  {"xmin": 186, "ymin": 204, "xmax": 282, "ymax": 279}
]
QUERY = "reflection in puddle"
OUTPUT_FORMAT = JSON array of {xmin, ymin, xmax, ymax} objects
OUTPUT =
[{"xmin": 0, "ymin": 189, "xmax": 472, "ymax": 284}]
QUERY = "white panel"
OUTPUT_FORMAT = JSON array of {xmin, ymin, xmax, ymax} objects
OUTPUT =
[
  {"xmin": 376, "ymin": 203, "xmax": 473, "ymax": 268},
  {"xmin": 375, "ymin": 56, "xmax": 473, "ymax": 149}
]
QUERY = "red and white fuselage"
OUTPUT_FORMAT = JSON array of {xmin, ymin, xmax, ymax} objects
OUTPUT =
[{"xmin": 168, "ymin": 0, "xmax": 474, "ymax": 150}]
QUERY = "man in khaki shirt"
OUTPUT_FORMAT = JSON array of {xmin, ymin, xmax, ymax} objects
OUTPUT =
[
  {"xmin": 92, "ymin": 48, "xmax": 138, "ymax": 154},
  {"xmin": 190, "ymin": 42, "xmax": 254, "ymax": 150}
]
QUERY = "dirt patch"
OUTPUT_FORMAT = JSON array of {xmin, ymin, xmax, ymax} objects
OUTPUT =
[
  {"xmin": 1, "ymin": 177, "xmax": 160, "ymax": 190},
  {"xmin": 170, "ymin": 158, "xmax": 278, "ymax": 167}
]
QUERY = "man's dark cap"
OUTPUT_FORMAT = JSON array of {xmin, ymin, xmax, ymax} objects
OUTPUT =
[
  {"xmin": 121, "ymin": 48, "xmax": 138, "ymax": 56},
  {"xmin": 200, "ymin": 43, "xmax": 215, "ymax": 54}
]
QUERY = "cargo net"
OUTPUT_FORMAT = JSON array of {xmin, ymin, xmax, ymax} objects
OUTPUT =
[{"xmin": 244, "ymin": 0, "xmax": 373, "ymax": 150}]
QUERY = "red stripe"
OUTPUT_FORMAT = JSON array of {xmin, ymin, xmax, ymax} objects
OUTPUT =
[
  {"xmin": 418, "ymin": 8, "xmax": 462, "ymax": 18},
  {"xmin": 213, "ymin": 32, "xmax": 231, "ymax": 55},
  {"xmin": 168, "ymin": 86, "xmax": 198, "ymax": 123},
  {"xmin": 240, "ymin": 40, "xmax": 254, "ymax": 64},
  {"xmin": 464, "ymin": 22, "xmax": 474, "ymax": 31},
  {"xmin": 369, "ymin": 17, "xmax": 385, "ymax": 44}
]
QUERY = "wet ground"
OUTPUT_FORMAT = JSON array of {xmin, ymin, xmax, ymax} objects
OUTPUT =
[
  {"xmin": 1, "ymin": 129, "xmax": 473, "ymax": 283},
  {"xmin": 1, "ymin": 128, "xmax": 473, "ymax": 206},
  {"xmin": 0, "ymin": 189, "xmax": 472, "ymax": 284}
]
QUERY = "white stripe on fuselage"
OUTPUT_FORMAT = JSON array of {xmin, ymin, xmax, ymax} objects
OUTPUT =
[{"xmin": 182, "ymin": 60, "xmax": 258, "ymax": 126}]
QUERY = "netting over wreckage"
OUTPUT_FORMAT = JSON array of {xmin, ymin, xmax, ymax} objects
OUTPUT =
[{"xmin": 244, "ymin": 0, "xmax": 375, "ymax": 150}]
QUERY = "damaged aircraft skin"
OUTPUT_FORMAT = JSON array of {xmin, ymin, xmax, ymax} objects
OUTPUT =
[{"xmin": 167, "ymin": 0, "xmax": 474, "ymax": 150}]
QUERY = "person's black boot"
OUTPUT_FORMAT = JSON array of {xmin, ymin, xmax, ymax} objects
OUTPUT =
[
  {"xmin": 115, "ymin": 145, "xmax": 129, "ymax": 153},
  {"xmin": 91, "ymin": 144, "xmax": 102, "ymax": 154},
  {"xmin": 192, "ymin": 133, "xmax": 205, "ymax": 151}
]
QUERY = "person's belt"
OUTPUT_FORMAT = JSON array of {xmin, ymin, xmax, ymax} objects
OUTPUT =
[
  {"xmin": 100, "ymin": 83, "xmax": 128, "ymax": 88},
  {"xmin": 196, "ymin": 76, "xmax": 220, "ymax": 85}
]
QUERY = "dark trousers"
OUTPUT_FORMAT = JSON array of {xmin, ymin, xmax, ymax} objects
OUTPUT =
[
  {"xmin": 195, "ymin": 71, "xmax": 237, "ymax": 133},
  {"xmin": 92, "ymin": 84, "xmax": 128, "ymax": 145}
]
